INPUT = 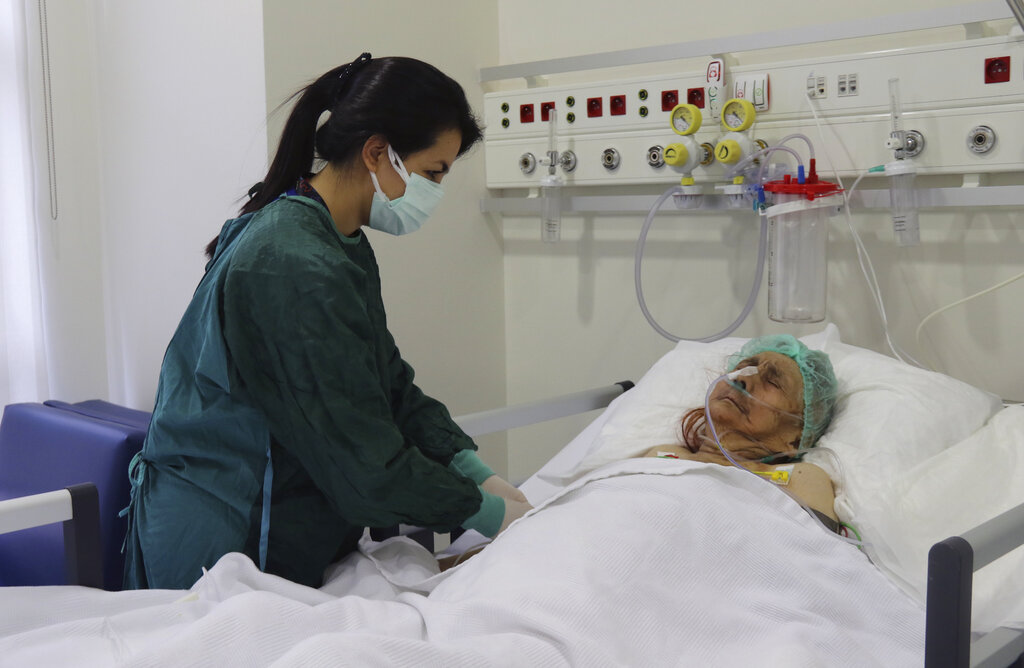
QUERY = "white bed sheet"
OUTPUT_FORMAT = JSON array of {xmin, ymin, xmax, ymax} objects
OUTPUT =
[{"xmin": 0, "ymin": 459, "xmax": 925, "ymax": 667}]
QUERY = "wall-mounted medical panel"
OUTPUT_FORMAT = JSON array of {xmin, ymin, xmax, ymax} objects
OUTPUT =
[{"xmin": 483, "ymin": 34, "xmax": 1024, "ymax": 187}]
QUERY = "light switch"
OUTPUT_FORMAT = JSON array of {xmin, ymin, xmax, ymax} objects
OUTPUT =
[{"xmin": 733, "ymin": 74, "xmax": 769, "ymax": 111}]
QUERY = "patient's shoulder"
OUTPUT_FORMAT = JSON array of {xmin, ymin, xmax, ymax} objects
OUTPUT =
[
  {"xmin": 786, "ymin": 462, "xmax": 837, "ymax": 521},
  {"xmin": 789, "ymin": 462, "xmax": 832, "ymax": 485}
]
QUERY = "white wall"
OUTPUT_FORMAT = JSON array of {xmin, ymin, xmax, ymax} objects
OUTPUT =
[
  {"xmin": 261, "ymin": 0, "xmax": 509, "ymax": 475},
  {"xmin": 94, "ymin": 0, "xmax": 268, "ymax": 408},
  {"xmin": 26, "ymin": 0, "xmax": 268, "ymax": 409},
  {"xmin": 495, "ymin": 0, "xmax": 1024, "ymax": 482},
  {"xmin": 23, "ymin": 0, "xmax": 108, "ymax": 403}
]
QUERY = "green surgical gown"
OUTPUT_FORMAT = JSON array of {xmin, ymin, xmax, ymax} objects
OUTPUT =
[{"xmin": 122, "ymin": 195, "xmax": 487, "ymax": 589}]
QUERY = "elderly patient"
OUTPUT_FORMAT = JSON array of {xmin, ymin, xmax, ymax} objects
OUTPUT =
[
  {"xmin": 642, "ymin": 334, "xmax": 840, "ymax": 529},
  {"xmin": 441, "ymin": 335, "xmax": 841, "ymax": 570}
]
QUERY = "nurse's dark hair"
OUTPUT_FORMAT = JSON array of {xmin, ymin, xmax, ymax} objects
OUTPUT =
[{"xmin": 204, "ymin": 54, "xmax": 483, "ymax": 258}]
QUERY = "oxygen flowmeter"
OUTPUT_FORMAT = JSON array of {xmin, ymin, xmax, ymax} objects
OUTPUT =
[
  {"xmin": 715, "ymin": 98, "xmax": 756, "ymax": 165},
  {"xmin": 883, "ymin": 78, "xmax": 924, "ymax": 247},
  {"xmin": 665, "ymin": 104, "xmax": 708, "ymax": 208},
  {"xmin": 713, "ymin": 98, "xmax": 757, "ymax": 207}
]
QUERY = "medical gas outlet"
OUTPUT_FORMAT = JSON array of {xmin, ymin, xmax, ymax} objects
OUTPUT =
[
  {"xmin": 666, "ymin": 103, "xmax": 705, "ymax": 207},
  {"xmin": 522, "ymin": 151, "xmax": 576, "ymax": 175}
]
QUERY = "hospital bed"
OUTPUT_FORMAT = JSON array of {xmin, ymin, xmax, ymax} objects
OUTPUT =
[{"xmin": 1, "ymin": 325, "xmax": 1022, "ymax": 667}]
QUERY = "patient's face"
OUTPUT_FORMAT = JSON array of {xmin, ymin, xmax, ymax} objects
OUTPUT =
[{"xmin": 706, "ymin": 352, "xmax": 804, "ymax": 458}]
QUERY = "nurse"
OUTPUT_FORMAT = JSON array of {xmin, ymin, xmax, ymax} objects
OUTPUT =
[{"xmin": 122, "ymin": 54, "xmax": 530, "ymax": 589}]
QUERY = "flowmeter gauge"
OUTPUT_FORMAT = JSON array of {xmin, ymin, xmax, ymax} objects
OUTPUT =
[
  {"xmin": 669, "ymin": 104, "xmax": 703, "ymax": 136},
  {"xmin": 715, "ymin": 98, "xmax": 757, "ymax": 165},
  {"xmin": 721, "ymin": 98, "xmax": 756, "ymax": 132}
]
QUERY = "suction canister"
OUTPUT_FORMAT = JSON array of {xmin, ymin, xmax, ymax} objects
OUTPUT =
[{"xmin": 762, "ymin": 170, "xmax": 843, "ymax": 323}]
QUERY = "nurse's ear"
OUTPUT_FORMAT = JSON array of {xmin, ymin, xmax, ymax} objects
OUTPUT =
[{"xmin": 361, "ymin": 134, "xmax": 390, "ymax": 175}]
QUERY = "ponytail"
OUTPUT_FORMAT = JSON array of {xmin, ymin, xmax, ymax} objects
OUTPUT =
[
  {"xmin": 206, "ymin": 53, "xmax": 375, "ymax": 258},
  {"xmin": 242, "ymin": 53, "xmax": 372, "ymax": 217}
]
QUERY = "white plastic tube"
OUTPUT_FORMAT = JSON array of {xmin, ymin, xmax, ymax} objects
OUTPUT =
[
  {"xmin": 726, "ymin": 145, "xmax": 803, "ymax": 184},
  {"xmin": 634, "ymin": 186, "xmax": 767, "ymax": 343},
  {"xmin": 775, "ymin": 133, "xmax": 815, "ymax": 161}
]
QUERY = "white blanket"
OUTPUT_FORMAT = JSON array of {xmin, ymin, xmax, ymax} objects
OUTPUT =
[{"xmin": 0, "ymin": 460, "xmax": 925, "ymax": 667}]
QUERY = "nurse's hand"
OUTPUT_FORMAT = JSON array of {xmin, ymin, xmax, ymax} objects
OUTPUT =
[
  {"xmin": 481, "ymin": 474, "xmax": 528, "ymax": 504},
  {"xmin": 499, "ymin": 497, "xmax": 533, "ymax": 533}
]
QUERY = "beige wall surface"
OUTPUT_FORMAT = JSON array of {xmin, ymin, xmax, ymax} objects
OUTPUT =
[
  {"xmin": 262, "ymin": 0, "xmax": 509, "ymax": 475},
  {"xmin": 494, "ymin": 0, "xmax": 1024, "ymax": 481}
]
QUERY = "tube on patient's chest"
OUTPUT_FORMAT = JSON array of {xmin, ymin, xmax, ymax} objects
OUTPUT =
[{"xmin": 751, "ymin": 464, "xmax": 794, "ymax": 486}]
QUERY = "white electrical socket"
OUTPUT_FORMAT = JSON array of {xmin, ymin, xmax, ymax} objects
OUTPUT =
[
  {"xmin": 838, "ymin": 73, "xmax": 859, "ymax": 97},
  {"xmin": 806, "ymin": 74, "xmax": 827, "ymax": 99}
]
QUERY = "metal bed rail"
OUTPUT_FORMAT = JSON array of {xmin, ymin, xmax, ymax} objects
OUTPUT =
[
  {"xmin": 452, "ymin": 382, "xmax": 634, "ymax": 437},
  {"xmin": 925, "ymin": 501, "xmax": 1024, "ymax": 668},
  {"xmin": 0, "ymin": 484, "xmax": 103, "ymax": 588}
]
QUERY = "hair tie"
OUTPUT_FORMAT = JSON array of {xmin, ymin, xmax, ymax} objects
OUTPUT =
[
  {"xmin": 330, "ymin": 52, "xmax": 372, "ymax": 106},
  {"xmin": 340, "ymin": 52, "xmax": 372, "ymax": 80}
]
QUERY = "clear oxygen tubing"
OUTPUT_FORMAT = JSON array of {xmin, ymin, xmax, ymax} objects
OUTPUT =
[
  {"xmin": 725, "ymin": 145, "xmax": 804, "ymax": 186},
  {"xmin": 841, "ymin": 170, "xmax": 925, "ymax": 367},
  {"xmin": 804, "ymin": 94, "xmax": 926, "ymax": 367},
  {"xmin": 915, "ymin": 269, "xmax": 1024, "ymax": 368},
  {"xmin": 775, "ymin": 133, "xmax": 815, "ymax": 161},
  {"xmin": 847, "ymin": 168, "xmax": 1024, "ymax": 369},
  {"xmin": 754, "ymin": 147, "xmax": 800, "ymax": 189},
  {"xmin": 703, "ymin": 367, "xmax": 867, "ymax": 546},
  {"xmin": 634, "ymin": 186, "xmax": 768, "ymax": 343}
]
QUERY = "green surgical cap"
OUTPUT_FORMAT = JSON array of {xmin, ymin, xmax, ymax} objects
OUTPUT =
[{"xmin": 727, "ymin": 334, "xmax": 838, "ymax": 451}]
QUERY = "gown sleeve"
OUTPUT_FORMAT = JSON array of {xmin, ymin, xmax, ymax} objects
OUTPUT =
[
  {"xmin": 220, "ymin": 226, "xmax": 485, "ymax": 532},
  {"xmin": 382, "ymin": 327, "xmax": 480, "ymax": 463}
]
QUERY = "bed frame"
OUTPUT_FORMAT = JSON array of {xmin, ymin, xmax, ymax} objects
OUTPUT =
[
  {"xmin": 926, "ymin": 503, "xmax": 1024, "ymax": 668},
  {"xmin": 2, "ymin": 383, "xmax": 1023, "ymax": 667}
]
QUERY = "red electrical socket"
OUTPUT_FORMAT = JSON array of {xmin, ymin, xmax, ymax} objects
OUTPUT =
[
  {"xmin": 540, "ymin": 101, "xmax": 556, "ymax": 121},
  {"xmin": 661, "ymin": 90, "xmax": 679, "ymax": 111},
  {"xmin": 985, "ymin": 56, "xmax": 1010, "ymax": 84},
  {"xmin": 687, "ymin": 87, "xmax": 705, "ymax": 108},
  {"xmin": 609, "ymin": 95, "xmax": 626, "ymax": 115},
  {"xmin": 520, "ymin": 103, "xmax": 535, "ymax": 123},
  {"xmin": 587, "ymin": 97, "xmax": 603, "ymax": 117}
]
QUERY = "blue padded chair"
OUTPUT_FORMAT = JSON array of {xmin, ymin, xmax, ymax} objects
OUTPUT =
[{"xmin": 0, "ymin": 400, "xmax": 150, "ymax": 589}]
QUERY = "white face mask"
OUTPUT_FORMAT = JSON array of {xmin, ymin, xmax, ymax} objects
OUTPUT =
[{"xmin": 367, "ymin": 145, "xmax": 444, "ymax": 235}]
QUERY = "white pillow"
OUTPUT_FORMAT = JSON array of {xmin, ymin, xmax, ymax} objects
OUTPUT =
[
  {"xmin": 857, "ymin": 405, "xmax": 1024, "ymax": 632},
  {"xmin": 805, "ymin": 337, "xmax": 1001, "ymax": 518}
]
